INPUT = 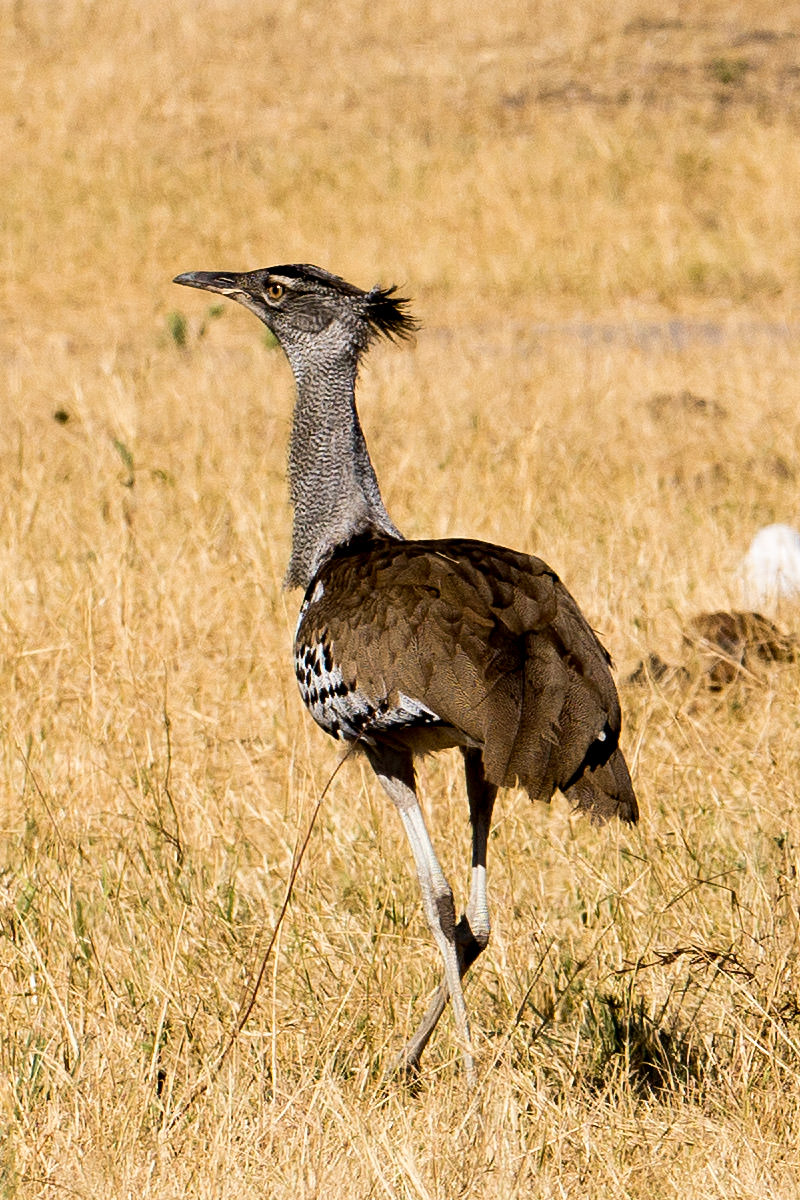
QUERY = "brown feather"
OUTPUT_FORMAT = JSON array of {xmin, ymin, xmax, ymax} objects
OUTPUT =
[{"xmin": 296, "ymin": 536, "xmax": 638, "ymax": 825}]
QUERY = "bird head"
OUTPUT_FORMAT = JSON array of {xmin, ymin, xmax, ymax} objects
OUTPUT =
[{"xmin": 173, "ymin": 263, "xmax": 417, "ymax": 358}]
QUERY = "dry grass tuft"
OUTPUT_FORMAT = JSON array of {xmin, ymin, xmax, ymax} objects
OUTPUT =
[{"xmin": 3, "ymin": 1, "xmax": 800, "ymax": 1195}]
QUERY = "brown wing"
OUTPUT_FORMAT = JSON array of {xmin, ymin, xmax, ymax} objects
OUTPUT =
[{"xmin": 297, "ymin": 537, "xmax": 637, "ymax": 824}]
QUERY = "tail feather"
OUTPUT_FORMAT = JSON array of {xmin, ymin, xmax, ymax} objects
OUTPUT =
[
  {"xmin": 494, "ymin": 630, "xmax": 629, "ymax": 814},
  {"xmin": 563, "ymin": 746, "xmax": 639, "ymax": 825}
]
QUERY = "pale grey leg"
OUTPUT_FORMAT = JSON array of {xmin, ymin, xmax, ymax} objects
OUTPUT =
[
  {"xmin": 365, "ymin": 742, "xmax": 477, "ymax": 1087},
  {"xmin": 391, "ymin": 747, "xmax": 497, "ymax": 1078}
]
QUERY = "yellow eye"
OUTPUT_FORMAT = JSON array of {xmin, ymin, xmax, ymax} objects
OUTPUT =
[{"xmin": 266, "ymin": 283, "xmax": 285, "ymax": 302}]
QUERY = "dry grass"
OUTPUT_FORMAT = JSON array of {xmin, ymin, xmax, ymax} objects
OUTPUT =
[{"xmin": 3, "ymin": 1, "xmax": 800, "ymax": 1195}]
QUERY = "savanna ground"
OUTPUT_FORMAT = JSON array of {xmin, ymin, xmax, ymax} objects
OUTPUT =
[{"xmin": 3, "ymin": 1, "xmax": 800, "ymax": 1195}]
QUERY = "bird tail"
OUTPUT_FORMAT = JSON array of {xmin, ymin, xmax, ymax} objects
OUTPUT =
[
  {"xmin": 484, "ymin": 630, "xmax": 638, "ymax": 828},
  {"xmin": 562, "ymin": 746, "xmax": 639, "ymax": 825}
]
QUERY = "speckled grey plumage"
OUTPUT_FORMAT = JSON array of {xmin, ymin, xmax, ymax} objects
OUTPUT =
[{"xmin": 284, "ymin": 354, "xmax": 400, "ymax": 588}]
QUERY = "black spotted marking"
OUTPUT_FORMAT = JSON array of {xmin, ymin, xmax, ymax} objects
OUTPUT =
[{"xmin": 293, "ymin": 628, "xmax": 444, "ymax": 743}]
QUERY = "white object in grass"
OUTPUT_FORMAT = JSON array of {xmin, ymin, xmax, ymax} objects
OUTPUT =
[{"xmin": 741, "ymin": 523, "xmax": 800, "ymax": 605}]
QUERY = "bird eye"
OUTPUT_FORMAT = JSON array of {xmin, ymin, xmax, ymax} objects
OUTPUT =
[{"xmin": 266, "ymin": 283, "xmax": 285, "ymax": 302}]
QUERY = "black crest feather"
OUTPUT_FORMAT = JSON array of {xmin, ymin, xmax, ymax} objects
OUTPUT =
[{"xmin": 364, "ymin": 285, "xmax": 419, "ymax": 342}]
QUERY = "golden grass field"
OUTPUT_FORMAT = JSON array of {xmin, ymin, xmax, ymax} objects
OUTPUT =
[{"xmin": 3, "ymin": 0, "xmax": 800, "ymax": 1195}]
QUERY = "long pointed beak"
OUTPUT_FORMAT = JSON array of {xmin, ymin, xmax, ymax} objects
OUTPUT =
[{"xmin": 173, "ymin": 270, "xmax": 244, "ymax": 296}]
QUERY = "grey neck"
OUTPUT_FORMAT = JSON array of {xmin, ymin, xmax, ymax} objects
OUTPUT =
[{"xmin": 284, "ymin": 348, "xmax": 401, "ymax": 590}]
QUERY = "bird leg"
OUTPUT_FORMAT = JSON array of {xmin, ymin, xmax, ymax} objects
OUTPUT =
[
  {"xmin": 364, "ymin": 742, "xmax": 477, "ymax": 1087},
  {"xmin": 392, "ymin": 747, "xmax": 497, "ymax": 1076}
]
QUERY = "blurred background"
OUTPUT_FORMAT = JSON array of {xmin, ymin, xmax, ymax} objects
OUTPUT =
[{"xmin": 2, "ymin": 3, "xmax": 800, "ymax": 1196}]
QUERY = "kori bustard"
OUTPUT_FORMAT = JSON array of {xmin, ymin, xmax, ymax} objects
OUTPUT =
[{"xmin": 174, "ymin": 263, "xmax": 638, "ymax": 1086}]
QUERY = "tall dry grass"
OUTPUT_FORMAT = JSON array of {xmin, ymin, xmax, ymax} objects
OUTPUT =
[{"xmin": 2, "ymin": 1, "xmax": 800, "ymax": 1196}]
